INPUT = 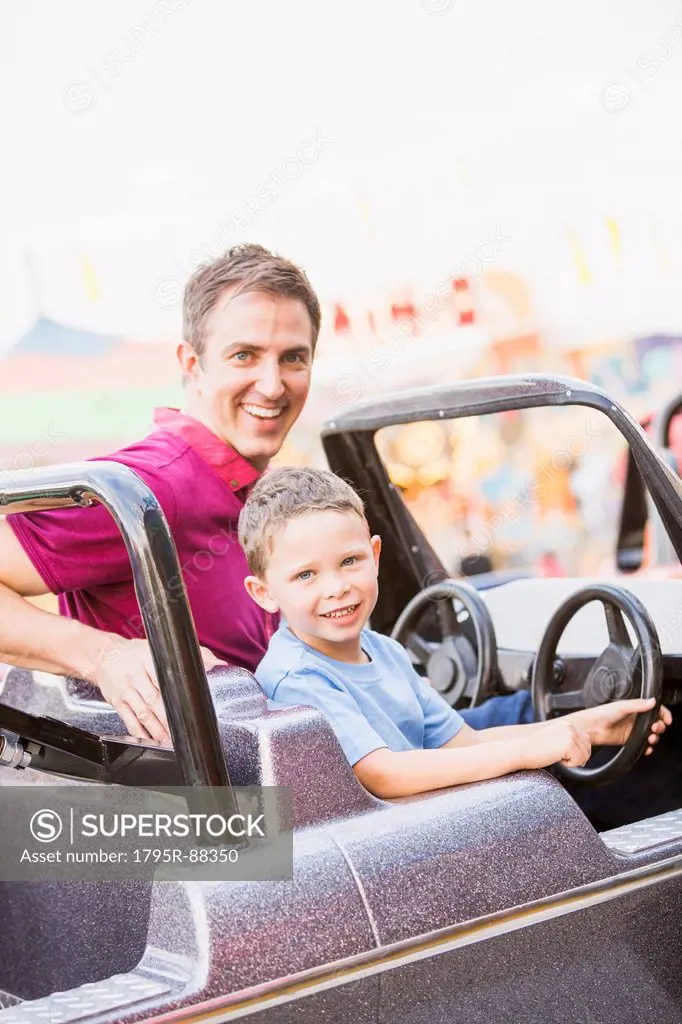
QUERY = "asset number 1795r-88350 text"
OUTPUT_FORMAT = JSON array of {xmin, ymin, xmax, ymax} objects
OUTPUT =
[{"xmin": 133, "ymin": 848, "xmax": 240, "ymax": 864}]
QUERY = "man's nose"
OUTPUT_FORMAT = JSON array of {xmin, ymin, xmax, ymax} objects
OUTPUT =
[{"xmin": 255, "ymin": 359, "xmax": 285, "ymax": 400}]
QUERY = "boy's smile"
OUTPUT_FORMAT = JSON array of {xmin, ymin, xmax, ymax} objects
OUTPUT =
[
  {"xmin": 245, "ymin": 509, "xmax": 382, "ymax": 663},
  {"xmin": 320, "ymin": 602, "xmax": 362, "ymax": 621}
]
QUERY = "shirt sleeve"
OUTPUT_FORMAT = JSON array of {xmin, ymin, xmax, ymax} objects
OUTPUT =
[
  {"xmin": 7, "ymin": 460, "xmax": 178, "ymax": 595},
  {"xmin": 381, "ymin": 633, "xmax": 465, "ymax": 748},
  {"xmin": 411, "ymin": 672, "xmax": 465, "ymax": 747},
  {"xmin": 272, "ymin": 669, "xmax": 388, "ymax": 766}
]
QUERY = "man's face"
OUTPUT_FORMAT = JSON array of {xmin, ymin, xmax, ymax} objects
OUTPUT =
[{"xmin": 179, "ymin": 288, "xmax": 313, "ymax": 469}]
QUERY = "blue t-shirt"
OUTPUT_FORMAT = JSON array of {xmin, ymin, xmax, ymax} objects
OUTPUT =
[{"xmin": 256, "ymin": 623, "xmax": 465, "ymax": 766}]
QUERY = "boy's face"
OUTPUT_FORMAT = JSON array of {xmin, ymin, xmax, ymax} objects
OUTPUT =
[{"xmin": 245, "ymin": 510, "xmax": 382, "ymax": 653}]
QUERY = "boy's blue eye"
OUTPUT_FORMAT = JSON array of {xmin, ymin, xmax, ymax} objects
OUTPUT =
[
  {"xmin": 297, "ymin": 570, "xmax": 313, "ymax": 580},
  {"xmin": 342, "ymin": 556, "xmax": 359, "ymax": 566}
]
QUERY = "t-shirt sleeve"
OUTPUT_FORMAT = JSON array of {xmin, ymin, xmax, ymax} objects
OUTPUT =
[
  {"xmin": 411, "ymin": 672, "xmax": 465, "ymax": 747},
  {"xmin": 380, "ymin": 632, "xmax": 465, "ymax": 748},
  {"xmin": 272, "ymin": 669, "xmax": 388, "ymax": 766},
  {"xmin": 6, "ymin": 461, "xmax": 178, "ymax": 595}
]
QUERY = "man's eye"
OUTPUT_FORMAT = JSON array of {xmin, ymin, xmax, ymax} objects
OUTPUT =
[
  {"xmin": 232, "ymin": 351, "xmax": 253, "ymax": 362},
  {"xmin": 283, "ymin": 352, "xmax": 307, "ymax": 364}
]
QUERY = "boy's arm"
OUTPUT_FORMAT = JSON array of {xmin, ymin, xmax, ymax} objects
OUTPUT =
[
  {"xmin": 443, "ymin": 697, "xmax": 667, "ymax": 754},
  {"xmin": 354, "ymin": 719, "xmax": 592, "ymax": 798},
  {"xmin": 443, "ymin": 720, "xmax": 546, "ymax": 744}
]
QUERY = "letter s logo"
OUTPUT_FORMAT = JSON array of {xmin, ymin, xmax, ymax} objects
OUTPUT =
[{"xmin": 30, "ymin": 809, "xmax": 63, "ymax": 843}]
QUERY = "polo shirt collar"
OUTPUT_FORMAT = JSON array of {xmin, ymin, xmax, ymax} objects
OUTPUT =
[{"xmin": 153, "ymin": 407, "xmax": 261, "ymax": 493}]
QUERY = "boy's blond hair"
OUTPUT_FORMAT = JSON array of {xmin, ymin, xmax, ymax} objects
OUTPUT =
[{"xmin": 238, "ymin": 467, "xmax": 367, "ymax": 578}]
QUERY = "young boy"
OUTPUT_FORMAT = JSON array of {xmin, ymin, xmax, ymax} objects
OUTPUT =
[{"xmin": 238, "ymin": 467, "xmax": 671, "ymax": 798}]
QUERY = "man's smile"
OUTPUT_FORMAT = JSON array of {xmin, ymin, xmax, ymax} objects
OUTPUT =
[{"xmin": 241, "ymin": 403, "xmax": 286, "ymax": 421}]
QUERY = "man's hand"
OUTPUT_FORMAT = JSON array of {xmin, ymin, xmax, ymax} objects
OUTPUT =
[
  {"xmin": 87, "ymin": 635, "xmax": 223, "ymax": 744},
  {"xmin": 522, "ymin": 718, "xmax": 593, "ymax": 770},
  {"xmin": 573, "ymin": 698, "xmax": 671, "ymax": 754}
]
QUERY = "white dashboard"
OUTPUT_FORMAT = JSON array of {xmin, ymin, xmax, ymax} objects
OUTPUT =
[{"xmin": 482, "ymin": 578, "xmax": 682, "ymax": 656}]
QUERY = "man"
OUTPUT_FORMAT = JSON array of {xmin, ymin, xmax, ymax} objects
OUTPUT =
[
  {"xmin": 0, "ymin": 244, "xmax": 319, "ymax": 743},
  {"xmin": 0, "ymin": 244, "xmax": 571, "ymax": 752}
]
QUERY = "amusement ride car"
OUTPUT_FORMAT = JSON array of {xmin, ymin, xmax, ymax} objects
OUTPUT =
[
  {"xmin": 617, "ymin": 390, "xmax": 682, "ymax": 574},
  {"xmin": 1, "ymin": 375, "xmax": 682, "ymax": 1023}
]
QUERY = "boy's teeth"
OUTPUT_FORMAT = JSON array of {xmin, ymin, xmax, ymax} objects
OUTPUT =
[
  {"xmin": 242, "ymin": 404, "xmax": 282, "ymax": 419},
  {"xmin": 323, "ymin": 605, "xmax": 357, "ymax": 619}
]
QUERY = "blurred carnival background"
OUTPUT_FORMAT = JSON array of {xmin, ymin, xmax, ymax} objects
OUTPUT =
[{"xmin": 2, "ymin": 0, "xmax": 682, "ymax": 580}]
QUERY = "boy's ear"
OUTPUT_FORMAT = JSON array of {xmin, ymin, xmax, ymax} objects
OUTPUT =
[
  {"xmin": 244, "ymin": 575, "xmax": 280, "ymax": 614},
  {"xmin": 371, "ymin": 534, "xmax": 382, "ymax": 569}
]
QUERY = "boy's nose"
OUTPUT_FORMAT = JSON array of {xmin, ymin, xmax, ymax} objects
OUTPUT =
[{"xmin": 323, "ymin": 575, "xmax": 351, "ymax": 599}]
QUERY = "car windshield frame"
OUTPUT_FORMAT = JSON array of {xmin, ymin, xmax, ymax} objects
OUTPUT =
[{"xmin": 322, "ymin": 374, "xmax": 682, "ymax": 634}]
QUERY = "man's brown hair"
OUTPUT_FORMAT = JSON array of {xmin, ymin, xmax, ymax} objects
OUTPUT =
[
  {"xmin": 182, "ymin": 243, "xmax": 322, "ymax": 359},
  {"xmin": 238, "ymin": 467, "xmax": 367, "ymax": 578}
]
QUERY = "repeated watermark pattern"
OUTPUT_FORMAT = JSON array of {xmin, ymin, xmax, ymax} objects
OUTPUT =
[
  {"xmin": 420, "ymin": 567, "xmax": 462, "ymax": 593},
  {"xmin": 93, "ymin": 521, "xmax": 240, "ymax": 673},
  {"xmin": 63, "ymin": 0, "xmax": 191, "ymax": 115},
  {"xmin": 599, "ymin": 15, "xmax": 682, "ymax": 113},
  {"xmin": 658, "ymin": 598, "xmax": 682, "ymax": 649},
  {"xmin": 421, "ymin": 0, "xmax": 456, "ymax": 15},
  {"xmin": 599, "ymin": 80, "xmax": 635, "ymax": 114},
  {"xmin": 151, "ymin": 127, "xmax": 334, "ymax": 311},
  {"xmin": 459, "ymin": 419, "xmax": 602, "ymax": 559},
  {"xmin": 330, "ymin": 226, "xmax": 511, "ymax": 409},
  {"xmin": 0, "ymin": 508, "xmax": 241, "ymax": 685},
  {"xmin": 0, "ymin": 423, "xmax": 69, "ymax": 489}
]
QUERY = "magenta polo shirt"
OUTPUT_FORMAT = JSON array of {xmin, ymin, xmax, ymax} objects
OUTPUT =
[{"xmin": 8, "ymin": 409, "xmax": 279, "ymax": 672}]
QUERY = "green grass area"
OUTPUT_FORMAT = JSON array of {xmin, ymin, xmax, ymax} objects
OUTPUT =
[{"xmin": 0, "ymin": 386, "xmax": 184, "ymax": 446}]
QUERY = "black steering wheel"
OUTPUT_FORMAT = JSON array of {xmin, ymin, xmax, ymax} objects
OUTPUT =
[
  {"xmin": 391, "ymin": 578, "xmax": 498, "ymax": 708},
  {"xmin": 532, "ymin": 583, "xmax": 662, "ymax": 786}
]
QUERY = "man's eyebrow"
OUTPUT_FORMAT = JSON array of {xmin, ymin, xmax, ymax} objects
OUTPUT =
[{"xmin": 221, "ymin": 342, "xmax": 311, "ymax": 356}]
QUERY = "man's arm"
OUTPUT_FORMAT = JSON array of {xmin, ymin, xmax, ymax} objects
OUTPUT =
[
  {"xmin": 354, "ymin": 720, "xmax": 592, "ymax": 798},
  {"xmin": 0, "ymin": 520, "xmax": 171, "ymax": 741},
  {"xmin": 0, "ymin": 520, "xmax": 98, "ymax": 674}
]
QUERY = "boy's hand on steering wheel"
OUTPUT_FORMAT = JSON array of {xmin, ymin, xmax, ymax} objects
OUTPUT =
[
  {"xmin": 572, "ymin": 698, "xmax": 671, "ymax": 754},
  {"xmin": 643, "ymin": 703, "xmax": 673, "ymax": 754}
]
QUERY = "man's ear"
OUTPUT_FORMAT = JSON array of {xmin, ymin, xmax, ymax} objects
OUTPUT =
[
  {"xmin": 244, "ymin": 575, "xmax": 280, "ymax": 614},
  {"xmin": 371, "ymin": 534, "xmax": 382, "ymax": 569},
  {"xmin": 177, "ymin": 341, "xmax": 202, "ymax": 390}
]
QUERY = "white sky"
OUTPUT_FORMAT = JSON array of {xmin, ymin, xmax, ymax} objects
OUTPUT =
[{"xmin": 1, "ymin": 0, "xmax": 682, "ymax": 346}]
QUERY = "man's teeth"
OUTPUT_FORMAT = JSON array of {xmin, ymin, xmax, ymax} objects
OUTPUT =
[
  {"xmin": 323, "ymin": 605, "xmax": 358, "ymax": 619},
  {"xmin": 242, "ymin": 404, "xmax": 283, "ymax": 419}
]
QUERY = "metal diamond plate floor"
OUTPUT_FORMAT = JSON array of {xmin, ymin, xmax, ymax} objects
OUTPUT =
[
  {"xmin": 601, "ymin": 808, "xmax": 682, "ymax": 854},
  {"xmin": 0, "ymin": 972, "xmax": 171, "ymax": 1023}
]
